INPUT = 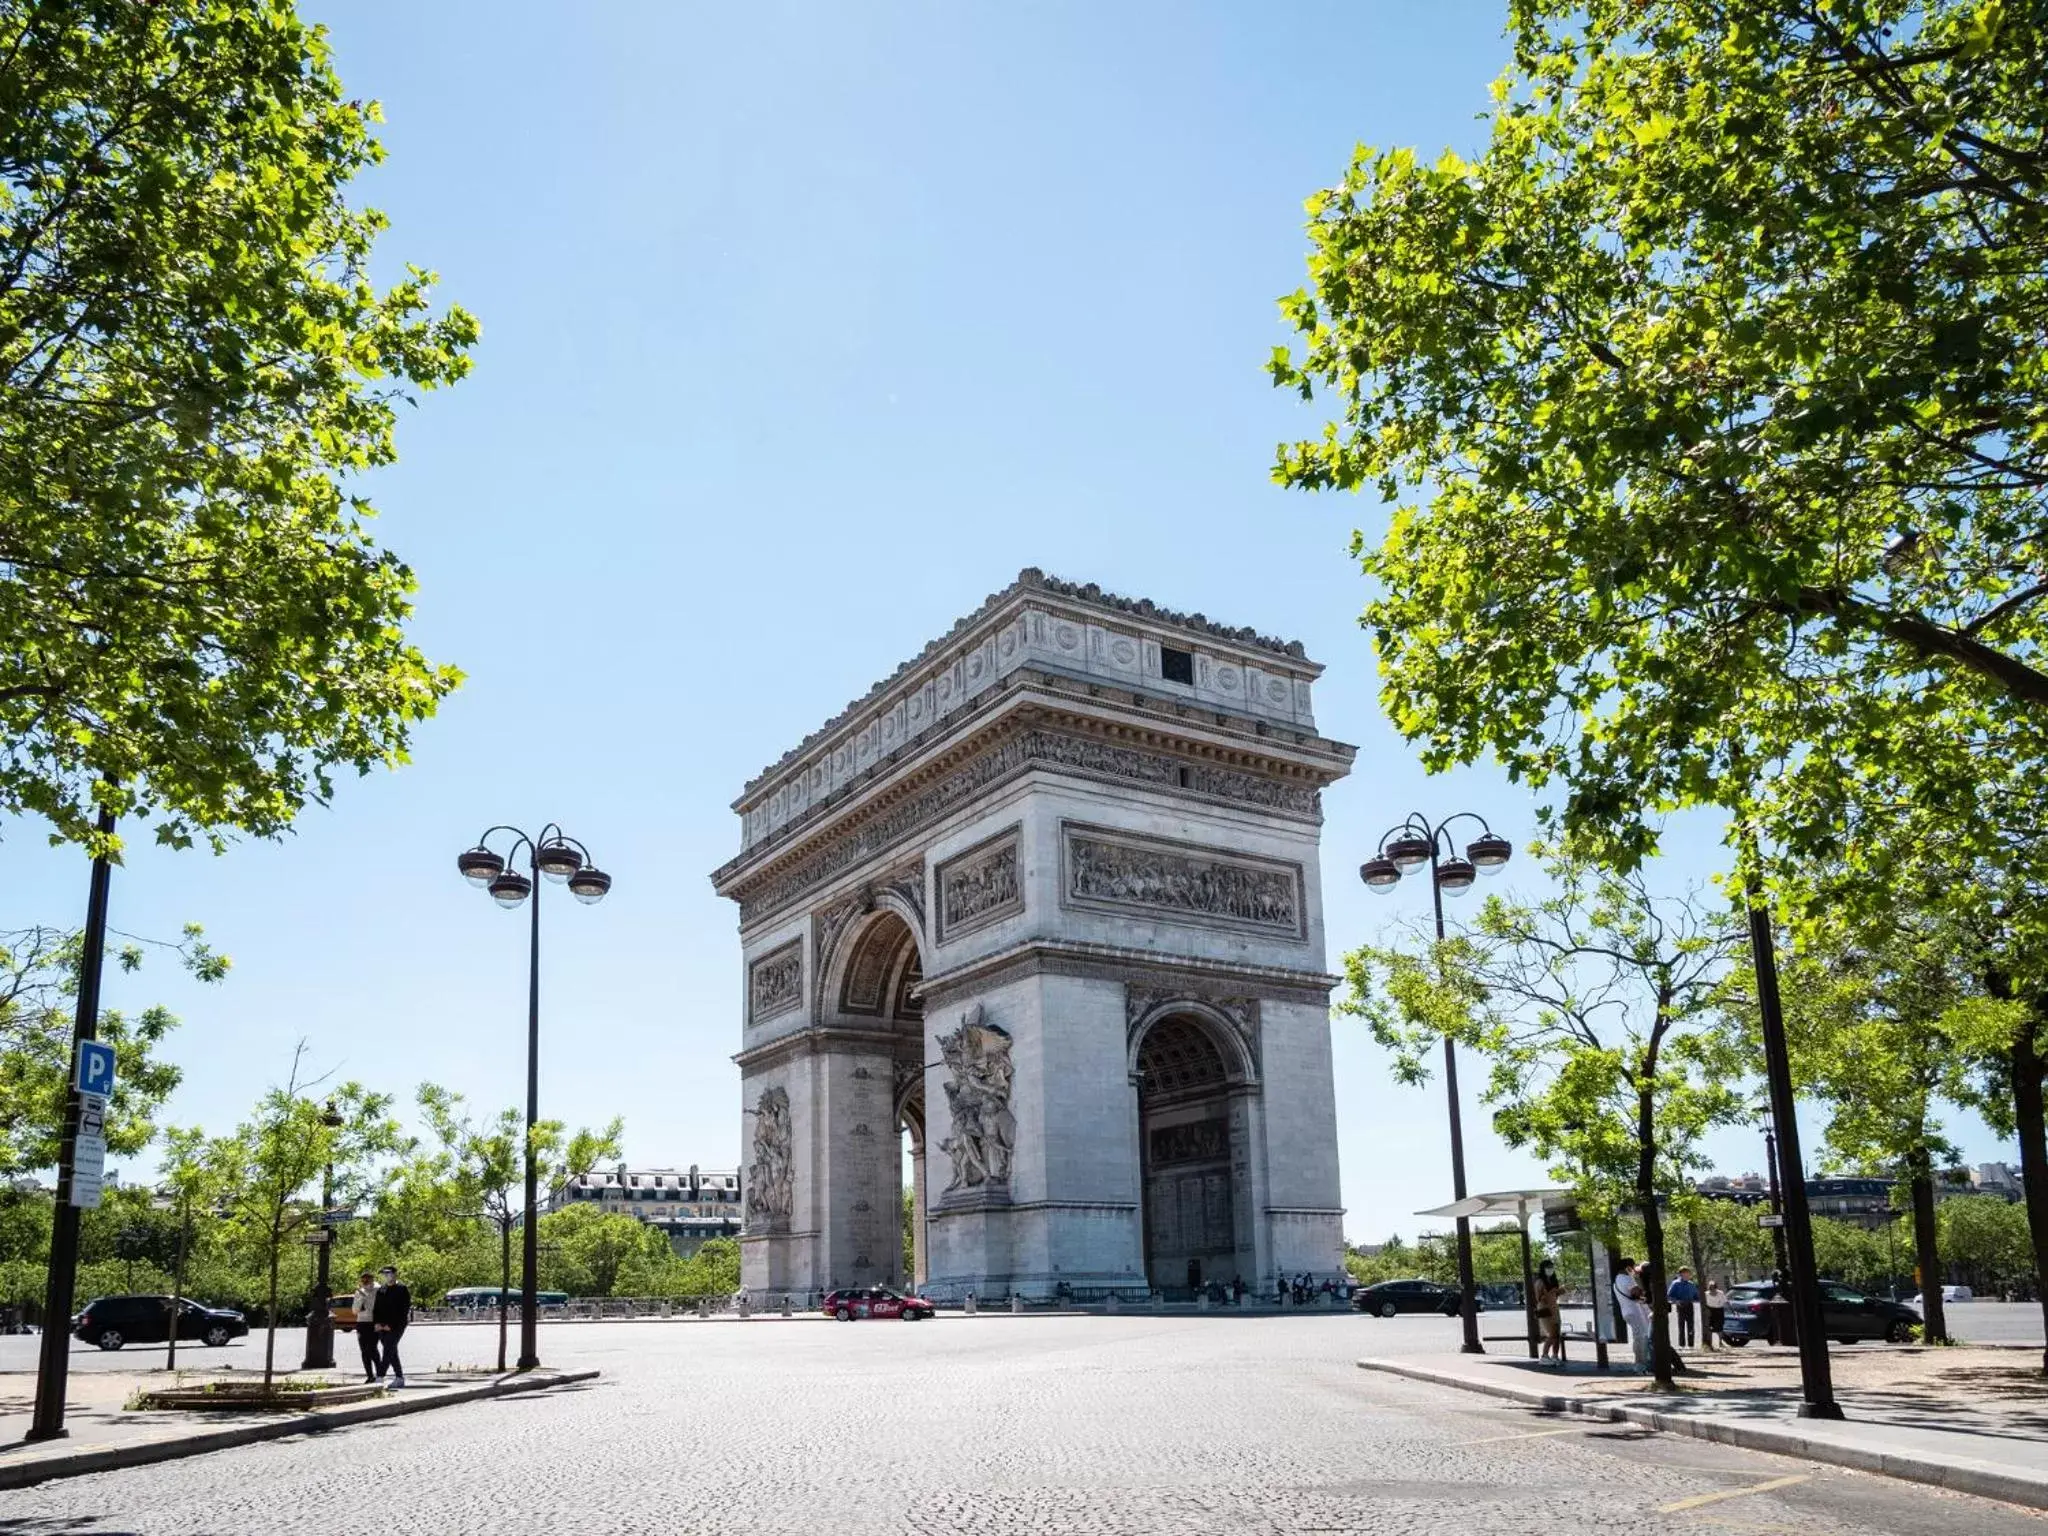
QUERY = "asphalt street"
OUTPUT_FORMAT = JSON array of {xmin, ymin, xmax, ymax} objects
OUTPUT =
[{"xmin": 2, "ymin": 1311, "xmax": 2044, "ymax": 1535}]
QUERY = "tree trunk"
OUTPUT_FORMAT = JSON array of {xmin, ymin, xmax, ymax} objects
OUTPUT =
[
  {"xmin": 1908, "ymin": 1151, "xmax": 1948, "ymax": 1345},
  {"xmin": 166, "ymin": 1199, "xmax": 189, "ymax": 1373},
  {"xmin": 263, "ymin": 1224, "xmax": 282, "ymax": 1387},
  {"xmin": 499, "ymin": 1219, "xmax": 512, "ymax": 1373},
  {"xmin": 1637, "ymin": 1086, "xmax": 1678, "ymax": 1388},
  {"xmin": 2005, "ymin": 996, "xmax": 2048, "ymax": 1373}
]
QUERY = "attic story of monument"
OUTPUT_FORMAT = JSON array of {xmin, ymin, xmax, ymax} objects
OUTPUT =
[{"xmin": 710, "ymin": 569, "xmax": 1356, "ymax": 1301}]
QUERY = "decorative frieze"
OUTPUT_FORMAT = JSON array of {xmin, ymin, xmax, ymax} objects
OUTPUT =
[
  {"xmin": 1064, "ymin": 824, "xmax": 1305, "ymax": 940},
  {"xmin": 936, "ymin": 826, "xmax": 1022, "ymax": 942},
  {"xmin": 1149, "ymin": 1118, "xmax": 1230, "ymax": 1168},
  {"xmin": 748, "ymin": 942, "xmax": 803, "ymax": 1025},
  {"xmin": 734, "ymin": 726, "xmax": 1320, "ymax": 925}
]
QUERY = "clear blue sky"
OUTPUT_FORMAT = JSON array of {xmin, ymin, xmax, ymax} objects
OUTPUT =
[{"xmin": 3, "ymin": 1, "xmax": 2014, "ymax": 1243}]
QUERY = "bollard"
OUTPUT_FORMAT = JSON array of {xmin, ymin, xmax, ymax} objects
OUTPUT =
[
  {"xmin": 781, "ymin": 1296, "xmax": 792, "ymax": 1317},
  {"xmin": 1010, "ymin": 1295, "xmax": 1023, "ymax": 1314},
  {"xmin": 1197, "ymin": 1292, "xmax": 1209, "ymax": 1312},
  {"xmin": 697, "ymin": 1298, "xmax": 708, "ymax": 1319},
  {"xmin": 1151, "ymin": 1291, "xmax": 1163, "ymax": 1313},
  {"xmin": 1106, "ymin": 1294, "xmax": 1119, "ymax": 1314},
  {"xmin": 738, "ymin": 1295, "xmax": 752, "ymax": 1319},
  {"xmin": 661, "ymin": 1300, "xmax": 672, "ymax": 1319},
  {"xmin": 965, "ymin": 1293, "xmax": 977, "ymax": 1316}
]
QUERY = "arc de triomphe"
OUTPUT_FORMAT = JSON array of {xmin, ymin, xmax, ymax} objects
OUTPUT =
[{"xmin": 711, "ymin": 570, "xmax": 1355, "ymax": 1301}]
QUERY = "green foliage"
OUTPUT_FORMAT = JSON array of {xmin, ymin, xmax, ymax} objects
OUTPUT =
[
  {"xmin": 902, "ymin": 1186, "xmax": 915, "ymax": 1281},
  {"xmin": 0, "ymin": 922, "xmax": 224, "ymax": 1176},
  {"xmin": 1271, "ymin": 0, "xmax": 2048, "ymax": 974},
  {"xmin": 210, "ymin": 1046, "xmax": 399, "ymax": 1382},
  {"xmin": 0, "ymin": 0, "xmax": 478, "ymax": 852},
  {"xmin": 1939, "ymin": 1196, "xmax": 2036, "ymax": 1292},
  {"xmin": 536, "ymin": 1204, "xmax": 669, "ymax": 1298}
]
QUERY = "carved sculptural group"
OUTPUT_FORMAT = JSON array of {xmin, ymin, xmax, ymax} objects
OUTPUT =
[
  {"xmin": 937, "ymin": 1004, "xmax": 1016, "ymax": 1193},
  {"xmin": 746, "ymin": 1086, "xmax": 794, "ymax": 1224}
]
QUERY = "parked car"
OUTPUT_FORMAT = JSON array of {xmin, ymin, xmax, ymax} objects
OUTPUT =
[
  {"xmin": 821, "ymin": 1286, "xmax": 936, "ymax": 1321},
  {"xmin": 72, "ymin": 1295, "xmax": 248, "ymax": 1351},
  {"xmin": 1719, "ymin": 1280, "xmax": 1918, "ymax": 1346},
  {"xmin": 1907, "ymin": 1285, "xmax": 1974, "ymax": 1308},
  {"xmin": 1350, "ymin": 1279, "xmax": 1484, "ymax": 1318}
]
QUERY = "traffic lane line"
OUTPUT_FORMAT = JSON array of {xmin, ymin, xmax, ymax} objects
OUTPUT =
[{"xmin": 1658, "ymin": 1474, "xmax": 1813, "ymax": 1512}]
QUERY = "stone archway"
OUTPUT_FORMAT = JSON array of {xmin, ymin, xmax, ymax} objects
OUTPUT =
[
  {"xmin": 1134, "ymin": 1013, "xmax": 1255, "ymax": 1295},
  {"xmin": 822, "ymin": 907, "xmax": 925, "ymax": 1292}
]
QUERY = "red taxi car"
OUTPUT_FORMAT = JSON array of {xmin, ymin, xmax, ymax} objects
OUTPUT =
[{"xmin": 821, "ymin": 1286, "xmax": 936, "ymax": 1321}]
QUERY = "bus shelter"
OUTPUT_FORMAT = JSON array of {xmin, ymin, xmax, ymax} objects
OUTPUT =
[{"xmin": 1415, "ymin": 1188, "xmax": 1571, "ymax": 1358}]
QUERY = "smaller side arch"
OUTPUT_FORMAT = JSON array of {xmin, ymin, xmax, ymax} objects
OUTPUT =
[{"xmin": 1126, "ymin": 998, "xmax": 1258, "ymax": 1088}]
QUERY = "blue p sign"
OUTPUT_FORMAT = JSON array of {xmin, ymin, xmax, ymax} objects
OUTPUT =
[{"xmin": 75, "ymin": 1040, "xmax": 116, "ymax": 1099}]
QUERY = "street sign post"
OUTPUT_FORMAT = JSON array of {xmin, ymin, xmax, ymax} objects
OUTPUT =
[
  {"xmin": 74, "ymin": 1041, "xmax": 116, "ymax": 1100},
  {"xmin": 1757, "ymin": 1213, "xmax": 1786, "ymax": 1229},
  {"xmin": 302, "ymin": 1230, "xmax": 333, "ymax": 1246}
]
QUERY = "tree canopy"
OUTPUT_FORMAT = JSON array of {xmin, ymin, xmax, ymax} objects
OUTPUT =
[
  {"xmin": 1271, "ymin": 0, "xmax": 2048, "ymax": 908},
  {"xmin": 0, "ymin": 0, "xmax": 477, "ymax": 851}
]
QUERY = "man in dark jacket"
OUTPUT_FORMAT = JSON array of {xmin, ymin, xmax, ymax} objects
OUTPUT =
[{"xmin": 371, "ymin": 1264, "xmax": 411, "ymax": 1388}]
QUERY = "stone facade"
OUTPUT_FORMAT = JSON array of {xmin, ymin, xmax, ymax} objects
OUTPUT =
[{"xmin": 711, "ymin": 570, "xmax": 1354, "ymax": 1301}]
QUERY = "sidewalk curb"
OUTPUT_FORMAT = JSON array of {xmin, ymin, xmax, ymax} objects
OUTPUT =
[
  {"xmin": 1357, "ymin": 1358, "xmax": 2048, "ymax": 1512},
  {"xmin": 0, "ymin": 1368, "xmax": 601, "ymax": 1490}
]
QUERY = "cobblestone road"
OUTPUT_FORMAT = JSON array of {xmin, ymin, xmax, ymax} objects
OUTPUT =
[{"xmin": 3, "ymin": 1314, "xmax": 2041, "ymax": 1535}]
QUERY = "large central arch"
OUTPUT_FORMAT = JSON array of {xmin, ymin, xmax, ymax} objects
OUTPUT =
[{"xmin": 1131, "ymin": 1006, "xmax": 1260, "ymax": 1294}]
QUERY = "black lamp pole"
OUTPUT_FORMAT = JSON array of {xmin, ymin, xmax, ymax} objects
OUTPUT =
[
  {"xmin": 1361, "ymin": 811, "xmax": 1514, "ymax": 1356},
  {"xmin": 300, "ymin": 1100, "xmax": 345, "ymax": 1370},
  {"xmin": 456, "ymin": 825, "xmax": 611, "ymax": 1372}
]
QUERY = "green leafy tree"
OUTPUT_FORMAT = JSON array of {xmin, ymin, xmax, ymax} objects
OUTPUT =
[
  {"xmin": 1939, "ymin": 1195, "xmax": 2036, "ymax": 1295},
  {"xmin": 212, "ymin": 1046, "xmax": 398, "ymax": 1385},
  {"xmin": 536, "ymin": 1203, "xmax": 670, "ymax": 1298},
  {"xmin": 0, "ymin": 922, "xmax": 224, "ymax": 1177},
  {"xmin": 157, "ymin": 1124, "xmax": 219, "ymax": 1369},
  {"xmin": 1271, "ymin": 0, "xmax": 2048, "ymax": 1362},
  {"xmin": 1354, "ymin": 850, "xmax": 1748, "ymax": 1384},
  {"xmin": 902, "ymin": 1186, "xmax": 915, "ymax": 1285},
  {"xmin": 404, "ymin": 1084, "xmax": 619, "ymax": 1367},
  {"xmin": 0, "ymin": 0, "xmax": 478, "ymax": 852}
]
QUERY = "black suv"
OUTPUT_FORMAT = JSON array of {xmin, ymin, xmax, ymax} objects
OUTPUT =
[
  {"xmin": 1351, "ymin": 1279, "xmax": 1486, "ymax": 1317},
  {"xmin": 73, "ymin": 1294, "xmax": 248, "ymax": 1351}
]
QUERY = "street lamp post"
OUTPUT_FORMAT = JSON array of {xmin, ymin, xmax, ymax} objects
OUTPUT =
[
  {"xmin": 1360, "ymin": 811, "xmax": 1514, "ymax": 1355},
  {"xmin": 301, "ymin": 1100, "xmax": 345, "ymax": 1371},
  {"xmin": 456, "ymin": 824, "xmax": 612, "ymax": 1371}
]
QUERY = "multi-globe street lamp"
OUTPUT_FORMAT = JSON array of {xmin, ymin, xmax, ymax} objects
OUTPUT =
[
  {"xmin": 1359, "ymin": 811, "xmax": 1513, "ymax": 1356},
  {"xmin": 455, "ymin": 824, "xmax": 611, "ymax": 1370},
  {"xmin": 300, "ymin": 1099, "xmax": 346, "ymax": 1370}
]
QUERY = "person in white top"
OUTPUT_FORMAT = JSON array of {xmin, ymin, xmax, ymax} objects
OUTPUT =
[
  {"xmin": 1613, "ymin": 1258, "xmax": 1653, "ymax": 1370},
  {"xmin": 1703, "ymin": 1279, "xmax": 1727, "ymax": 1350},
  {"xmin": 350, "ymin": 1270, "xmax": 380, "ymax": 1383}
]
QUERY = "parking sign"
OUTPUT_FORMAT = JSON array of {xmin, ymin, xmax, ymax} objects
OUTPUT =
[{"xmin": 75, "ymin": 1040, "xmax": 116, "ymax": 1099}]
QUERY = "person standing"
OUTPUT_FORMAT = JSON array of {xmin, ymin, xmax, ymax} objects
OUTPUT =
[
  {"xmin": 350, "ymin": 1269, "xmax": 380, "ymax": 1383},
  {"xmin": 371, "ymin": 1263, "xmax": 411, "ymax": 1388},
  {"xmin": 1534, "ymin": 1260, "xmax": 1564, "ymax": 1364},
  {"xmin": 1703, "ymin": 1278, "xmax": 1726, "ymax": 1351},
  {"xmin": 1613, "ymin": 1258, "xmax": 1653, "ymax": 1371},
  {"xmin": 1668, "ymin": 1266, "xmax": 1700, "ymax": 1349}
]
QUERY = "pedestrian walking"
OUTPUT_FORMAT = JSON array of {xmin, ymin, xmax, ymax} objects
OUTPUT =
[
  {"xmin": 1533, "ymin": 1260, "xmax": 1564, "ymax": 1364},
  {"xmin": 351, "ymin": 1269, "xmax": 380, "ymax": 1383},
  {"xmin": 371, "ymin": 1263, "xmax": 411, "ymax": 1388},
  {"xmin": 1613, "ymin": 1258, "xmax": 1653, "ymax": 1371},
  {"xmin": 1668, "ymin": 1266, "xmax": 1699, "ymax": 1348},
  {"xmin": 1703, "ymin": 1279, "xmax": 1725, "ymax": 1350}
]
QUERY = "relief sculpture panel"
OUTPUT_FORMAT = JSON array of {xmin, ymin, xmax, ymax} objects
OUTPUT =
[
  {"xmin": 748, "ymin": 942, "xmax": 802, "ymax": 1025},
  {"xmin": 936, "ymin": 827, "xmax": 1022, "ymax": 941},
  {"xmin": 1064, "ymin": 824, "xmax": 1304, "ymax": 939}
]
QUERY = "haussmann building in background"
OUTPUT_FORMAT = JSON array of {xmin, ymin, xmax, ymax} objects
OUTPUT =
[{"xmin": 710, "ymin": 570, "xmax": 1356, "ymax": 1303}]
